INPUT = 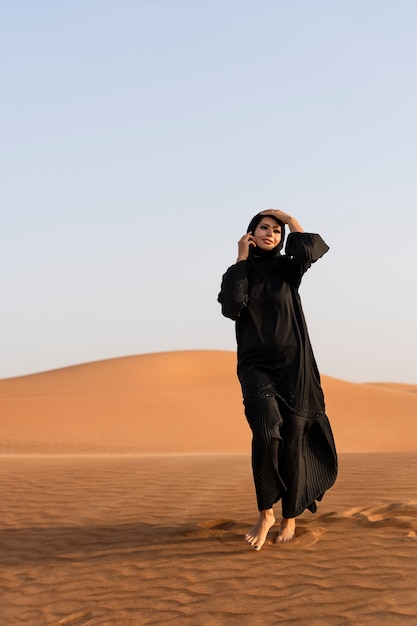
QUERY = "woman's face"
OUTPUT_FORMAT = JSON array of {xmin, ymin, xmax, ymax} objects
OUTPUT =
[{"xmin": 252, "ymin": 217, "xmax": 282, "ymax": 250}]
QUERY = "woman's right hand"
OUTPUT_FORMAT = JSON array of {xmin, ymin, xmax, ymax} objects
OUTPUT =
[{"xmin": 237, "ymin": 232, "xmax": 256, "ymax": 262}]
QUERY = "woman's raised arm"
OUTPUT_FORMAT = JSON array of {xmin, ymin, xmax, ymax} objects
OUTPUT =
[{"xmin": 260, "ymin": 209, "xmax": 304, "ymax": 233}]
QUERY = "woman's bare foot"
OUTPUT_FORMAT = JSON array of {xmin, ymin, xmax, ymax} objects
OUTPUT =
[
  {"xmin": 245, "ymin": 509, "xmax": 276, "ymax": 551},
  {"xmin": 274, "ymin": 517, "xmax": 296, "ymax": 543}
]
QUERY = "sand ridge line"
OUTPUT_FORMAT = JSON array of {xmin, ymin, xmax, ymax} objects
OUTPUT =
[
  {"xmin": 48, "ymin": 612, "xmax": 96, "ymax": 626},
  {"xmin": 1, "ymin": 350, "xmax": 417, "ymax": 455}
]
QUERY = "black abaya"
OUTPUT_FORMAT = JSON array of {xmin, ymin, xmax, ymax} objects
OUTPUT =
[{"xmin": 218, "ymin": 231, "xmax": 337, "ymax": 517}]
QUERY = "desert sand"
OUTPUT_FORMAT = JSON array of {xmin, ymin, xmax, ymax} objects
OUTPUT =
[{"xmin": 1, "ymin": 350, "xmax": 417, "ymax": 625}]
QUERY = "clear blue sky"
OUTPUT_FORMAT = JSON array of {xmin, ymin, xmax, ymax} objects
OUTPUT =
[{"xmin": 1, "ymin": 0, "xmax": 416, "ymax": 382}]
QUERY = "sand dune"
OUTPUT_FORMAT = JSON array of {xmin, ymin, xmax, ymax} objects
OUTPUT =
[
  {"xmin": 366, "ymin": 381, "xmax": 417, "ymax": 393},
  {"xmin": 1, "ymin": 350, "xmax": 416, "ymax": 454},
  {"xmin": 2, "ymin": 351, "xmax": 417, "ymax": 624}
]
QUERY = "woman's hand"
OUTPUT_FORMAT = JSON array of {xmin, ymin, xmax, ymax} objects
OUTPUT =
[
  {"xmin": 260, "ymin": 209, "xmax": 304, "ymax": 233},
  {"xmin": 236, "ymin": 232, "xmax": 256, "ymax": 262}
]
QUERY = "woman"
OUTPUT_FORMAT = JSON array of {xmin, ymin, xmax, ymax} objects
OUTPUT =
[{"xmin": 218, "ymin": 209, "xmax": 337, "ymax": 551}]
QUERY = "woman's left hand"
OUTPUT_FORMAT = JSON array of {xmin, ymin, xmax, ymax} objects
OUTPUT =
[
  {"xmin": 260, "ymin": 209, "xmax": 304, "ymax": 233},
  {"xmin": 260, "ymin": 209, "xmax": 293, "ymax": 224}
]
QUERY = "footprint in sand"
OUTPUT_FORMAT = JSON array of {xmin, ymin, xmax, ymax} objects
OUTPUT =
[
  {"xmin": 193, "ymin": 519, "xmax": 328, "ymax": 548},
  {"xmin": 405, "ymin": 531, "xmax": 417, "ymax": 541},
  {"xmin": 343, "ymin": 501, "xmax": 417, "ymax": 538},
  {"xmin": 182, "ymin": 519, "xmax": 243, "ymax": 540},
  {"xmin": 270, "ymin": 525, "xmax": 328, "ymax": 548},
  {"xmin": 196, "ymin": 519, "xmax": 239, "ymax": 531}
]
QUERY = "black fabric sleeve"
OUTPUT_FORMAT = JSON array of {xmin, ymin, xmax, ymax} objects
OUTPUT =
[
  {"xmin": 217, "ymin": 261, "xmax": 249, "ymax": 321},
  {"xmin": 285, "ymin": 232, "xmax": 329, "ymax": 287},
  {"xmin": 286, "ymin": 232, "xmax": 329, "ymax": 262}
]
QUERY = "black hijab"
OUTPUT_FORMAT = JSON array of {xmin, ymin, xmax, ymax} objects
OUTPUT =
[{"xmin": 246, "ymin": 213, "xmax": 286, "ymax": 259}]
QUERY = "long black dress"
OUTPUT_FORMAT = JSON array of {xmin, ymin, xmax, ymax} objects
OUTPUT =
[{"xmin": 218, "ymin": 232, "xmax": 337, "ymax": 518}]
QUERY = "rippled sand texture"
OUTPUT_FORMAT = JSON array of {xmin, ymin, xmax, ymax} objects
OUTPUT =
[{"xmin": 2, "ymin": 453, "xmax": 417, "ymax": 625}]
